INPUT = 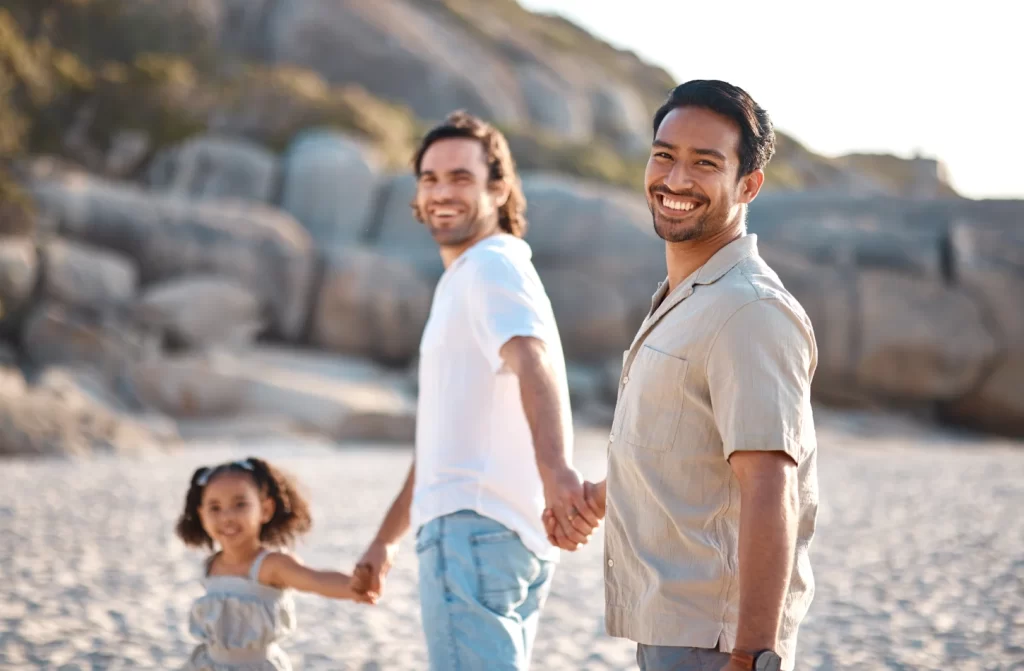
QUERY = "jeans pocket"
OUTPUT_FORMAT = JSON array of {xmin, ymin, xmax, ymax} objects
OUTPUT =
[
  {"xmin": 469, "ymin": 529, "xmax": 534, "ymax": 616},
  {"xmin": 415, "ymin": 524, "xmax": 443, "ymax": 583}
]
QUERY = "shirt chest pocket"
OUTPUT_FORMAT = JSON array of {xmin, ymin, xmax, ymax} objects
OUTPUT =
[{"xmin": 619, "ymin": 345, "xmax": 688, "ymax": 453}]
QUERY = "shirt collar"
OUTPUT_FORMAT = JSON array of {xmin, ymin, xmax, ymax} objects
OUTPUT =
[
  {"xmin": 649, "ymin": 233, "xmax": 760, "ymax": 304},
  {"xmin": 451, "ymin": 233, "xmax": 530, "ymax": 270},
  {"xmin": 693, "ymin": 233, "xmax": 758, "ymax": 286}
]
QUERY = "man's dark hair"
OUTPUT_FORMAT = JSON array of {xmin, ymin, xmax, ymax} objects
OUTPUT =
[
  {"xmin": 652, "ymin": 80, "xmax": 776, "ymax": 178},
  {"xmin": 411, "ymin": 110, "xmax": 528, "ymax": 238}
]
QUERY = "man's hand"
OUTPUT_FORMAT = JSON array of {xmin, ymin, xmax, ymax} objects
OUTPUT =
[
  {"xmin": 543, "ymin": 478, "xmax": 605, "ymax": 550},
  {"xmin": 540, "ymin": 464, "xmax": 601, "ymax": 549},
  {"xmin": 351, "ymin": 540, "xmax": 399, "ymax": 600}
]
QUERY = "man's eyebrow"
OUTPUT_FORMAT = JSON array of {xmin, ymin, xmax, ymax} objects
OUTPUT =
[
  {"xmin": 418, "ymin": 168, "xmax": 476, "ymax": 178},
  {"xmin": 694, "ymin": 148, "xmax": 728, "ymax": 162},
  {"xmin": 652, "ymin": 140, "xmax": 729, "ymax": 163}
]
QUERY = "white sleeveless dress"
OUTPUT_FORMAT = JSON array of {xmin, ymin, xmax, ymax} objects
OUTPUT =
[{"xmin": 185, "ymin": 549, "xmax": 297, "ymax": 670}]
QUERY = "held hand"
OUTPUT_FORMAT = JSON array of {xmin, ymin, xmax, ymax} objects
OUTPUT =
[
  {"xmin": 351, "ymin": 540, "xmax": 398, "ymax": 601},
  {"xmin": 540, "ymin": 467, "xmax": 602, "ymax": 553},
  {"xmin": 543, "ymin": 479, "xmax": 605, "ymax": 550},
  {"xmin": 349, "ymin": 566, "xmax": 379, "ymax": 605},
  {"xmin": 585, "ymin": 479, "xmax": 607, "ymax": 518},
  {"xmin": 542, "ymin": 465, "xmax": 600, "ymax": 548}
]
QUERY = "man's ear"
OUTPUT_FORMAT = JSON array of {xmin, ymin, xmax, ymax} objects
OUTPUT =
[
  {"xmin": 489, "ymin": 178, "xmax": 511, "ymax": 208},
  {"xmin": 738, "ymin": 168, "xmax": 765, "ymax": 205}
]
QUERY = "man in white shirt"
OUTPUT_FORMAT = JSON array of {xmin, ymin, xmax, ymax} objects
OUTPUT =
[{"xmin": 352, "ymin": 110, "xmax": 599, "ymax": 670}]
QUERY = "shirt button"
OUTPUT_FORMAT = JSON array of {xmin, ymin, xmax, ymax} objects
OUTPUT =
[
  {"xmin": 622, "ymin": 375, "xmax": 629, "ymax": 385},
  {"xmin": 607, "ymin": 559, "xmax": 614, "ymax": 568},
  {"xmin": 608, "ymin": 432, "xmax": 616, "ymax": 442}
]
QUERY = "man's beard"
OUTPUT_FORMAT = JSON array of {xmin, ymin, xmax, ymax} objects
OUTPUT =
[
  {"xmin": 647, "ymin": 187, "xmax": 721, "ymax": 243},
  {"xmin": 651, "ymin": 207, "xmax": 709, "ymax": 243},
  {"xmin": 650, "ymin": 202, "xmax": 724, "ymax": 243},
  {"xmin": 425, "ymin": 203, "xmax": 482, "ymax": 247}
]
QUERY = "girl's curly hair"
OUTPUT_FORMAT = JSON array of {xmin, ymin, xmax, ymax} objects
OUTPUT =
[{"xmin": 174, "ymin": 457, "xmax": 312, "ymax": 550}]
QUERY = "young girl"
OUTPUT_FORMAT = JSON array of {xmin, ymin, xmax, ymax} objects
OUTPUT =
[{"xmin": 175, "ymin": 457, "xmax": 376, "ymax": 670}]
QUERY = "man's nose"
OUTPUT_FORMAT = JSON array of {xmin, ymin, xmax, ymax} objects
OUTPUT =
[
  {"xmin": 431, "ymin": 181, "xmax": 455, "ymax": 201},
  {"xmin": 663, "ymin": 162, "xmax": 696, "ymax": 193}
]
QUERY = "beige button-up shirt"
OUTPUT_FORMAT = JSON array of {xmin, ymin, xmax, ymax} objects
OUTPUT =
[{"xmin": 604, "ymin": 234, "xmax": 819, "ymax": 671}]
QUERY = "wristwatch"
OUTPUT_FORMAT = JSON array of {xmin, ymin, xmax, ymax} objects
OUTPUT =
[{"xmin": 730, "ymin": 648, "xmax": 782, "ymax": 671}]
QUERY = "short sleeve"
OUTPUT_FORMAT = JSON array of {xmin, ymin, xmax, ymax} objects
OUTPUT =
[
  {"xmin": 467, "ymin": 256, "xmax": 550, "ymax": 372},
  {"xmin": 706, "ymin": 298, "xmax": 816, "ymax": 463}
]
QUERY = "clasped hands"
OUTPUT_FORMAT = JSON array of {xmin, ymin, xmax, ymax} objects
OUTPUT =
[
  {"xmin": 350, "ymin": 470, "xmax": 608, "ymax": 603},
  {"xmin": 541, "ymin": 467, "xmax": 606, "ymax": 551}
]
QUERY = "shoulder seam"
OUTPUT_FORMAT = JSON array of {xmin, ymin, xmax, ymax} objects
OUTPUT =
[{"xmin": 704, "ymin": 296, "xmax": 791, "ymax": 380}]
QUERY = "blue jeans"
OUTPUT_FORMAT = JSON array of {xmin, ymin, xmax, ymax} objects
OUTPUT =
[{"xmin": 416, "ymin": 510, "xmax": 555, "ymax": 670}]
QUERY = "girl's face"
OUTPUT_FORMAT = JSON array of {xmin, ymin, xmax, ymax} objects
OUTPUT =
[{"xmin": 198, "ymin": 472, "xmax": 274, "ymax": 551}]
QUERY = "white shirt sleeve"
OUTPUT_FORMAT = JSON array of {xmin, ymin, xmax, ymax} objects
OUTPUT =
[{"xmin": 467, "ymin": 255, "xmax": 550, "ymax": 373}]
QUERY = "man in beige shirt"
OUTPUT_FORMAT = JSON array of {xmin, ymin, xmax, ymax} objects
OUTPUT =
[{"xmin": 545, "ymin": 80, "xmax": 819, "ymax": 671}]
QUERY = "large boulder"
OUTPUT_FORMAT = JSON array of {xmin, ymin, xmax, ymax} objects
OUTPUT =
[
  {"xmin": 749, "ymin": 194, "xmax": 948, "ymax": 278},
  {"xmin": 0, "ymin": 366, "xmax": 177, "ymax": 457},
  {"xmin": 234, "ymin": 345, "xmax": 413, "ymax": 390},
  {"xmin": 0, "ymin": 341, "xmax": 18, "ymax": 369},
  {"xmin": 521, "ymin": 173, "xmax": 663, "ymax": 354},
  {"xmin": 515, "ymin": 64, "xmax": 593, "ymax": 142},
  {"xmin": 128, "ymin": 352, "xmax": 247, "ymax": 418},
  {"xmin": 27, "ymin": 173, "xmax": 317, "ymax": 341},
  {"xmin": 147, "ymin": 134, "xmax": 279, "ymax": 203},
  {"xmin": 42, "ymin": 238, "xmax": 138, "ymax": 311},
  {"xmin": 367, "ymin": 173, "xmax": 443, "ymax": 277},
  {"xmin": 752, "ymin": 195, "xmax": 1024, "ymax": 432},
  {"xmin": 539, "ymin": 268, "xmax": 636, "ymax": 363},
  {"xmin": 853, "ymin": 271, "xmax": 996, "ymax": 400},
  {"xmin": 520, "ymin": 172, "xmax": 660, "ymax": 266},
  {"xmin": 279, "ymin": 129, "xmax": 380, "ymax": 246},
  {"xmin": 130, "ymin": 348, "xmax": 416, "ymax": 442},
  {"xmin": 0, "ymin": 237, "xmax": 39, "ymax": 320},
  {"xmin": 589, "ymin": 81, "xmax": 651, "ymax": 154},
  {"xmin": 309, "ymin": 247, "xmax": 432, "ymax": 366},
  {"xmin": 262, "ymin": 0, "xmax": 528, "ymax": 127},
  {"xmin": 21, "ymin": 302, "xmax": 156, "ymax": 371},
  {"xmin": 942, "ymin": 219, "xmax": 1024, "ymax": 436},
  {"xmin": 135, "ymin": 275, "xmax": 266, "ymax": 349}
]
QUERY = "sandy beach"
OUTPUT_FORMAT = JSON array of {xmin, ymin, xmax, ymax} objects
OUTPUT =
[{"xmin": 1, "ymin": 408, "xmax": 1022, "ymax": 670}]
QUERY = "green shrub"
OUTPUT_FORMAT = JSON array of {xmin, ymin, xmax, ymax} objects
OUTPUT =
[
  {"xmin": 0, "ymin": 165, "xmax": 36, "ymax": 236},
  {"xmin": 4, "ymin": 0, "xmax": 218, "ymax": 67}
]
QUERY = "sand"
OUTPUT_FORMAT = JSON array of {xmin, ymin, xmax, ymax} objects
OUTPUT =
[{"xmin": 1, "ymin": 408, "xmax": 1022, "ymax": 670}]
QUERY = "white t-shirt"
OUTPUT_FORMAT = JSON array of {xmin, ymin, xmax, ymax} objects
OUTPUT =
[{"xmin": 411, "ymin": 234, "xmax": 572, "ymax": 562}]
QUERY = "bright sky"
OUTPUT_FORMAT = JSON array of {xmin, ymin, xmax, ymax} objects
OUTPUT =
[{"xmin": 519, "ymin": 0, "xmax": 1022, "ymax": 200}]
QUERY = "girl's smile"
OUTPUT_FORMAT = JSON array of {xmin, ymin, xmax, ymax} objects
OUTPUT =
[{"xmin": 198, "ymin": 472, "xmax": 274, "ymax": 552}]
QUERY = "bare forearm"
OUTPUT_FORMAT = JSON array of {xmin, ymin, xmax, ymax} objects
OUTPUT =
[
  {"xmin": 517, "ymin": 359, "xmax": 569, "ymax": 475},
  {"xmin": 734, "ymin": 474, "xmax": 799, "ymax": 651},
  {"xmin": 373, "ymin": 462, "xmax": 416, "ymax": 546},
  {"xmin": 308, "ymin": 571, "xmax": 357, "ymax": 599}
]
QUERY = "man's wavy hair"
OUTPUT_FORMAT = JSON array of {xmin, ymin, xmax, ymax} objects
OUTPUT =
[{"xmin": 411, "ymin": 110, "xmax": 528, "ymax": 238}]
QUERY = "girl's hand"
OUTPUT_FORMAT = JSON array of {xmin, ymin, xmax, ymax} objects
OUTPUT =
[{"xmin": 260, "ymin": 552, "xmax": 379, "ymax": 604}]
